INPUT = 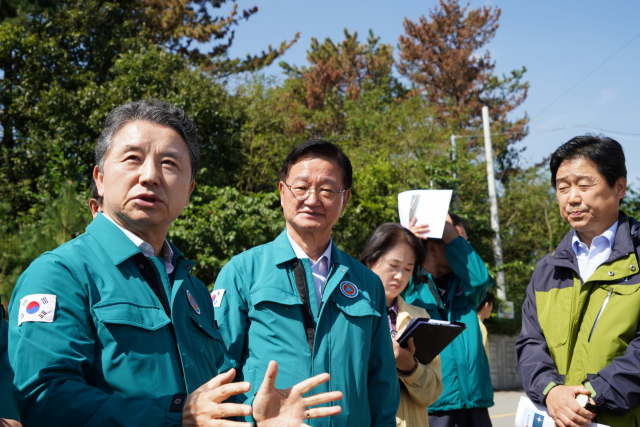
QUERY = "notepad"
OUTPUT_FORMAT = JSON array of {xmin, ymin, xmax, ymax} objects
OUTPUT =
[{"xmin": 396, "ymin": 317, "xmax": 466, "ymax": 365}]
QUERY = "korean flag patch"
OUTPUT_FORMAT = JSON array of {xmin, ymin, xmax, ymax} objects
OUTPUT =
[
  {"xmin": 211, "ymin": 289, "xmax": 225, "ymax": 308},
  {"xmin": 19, "ymin": 294, "xmax": 57, "ymax": 326}
]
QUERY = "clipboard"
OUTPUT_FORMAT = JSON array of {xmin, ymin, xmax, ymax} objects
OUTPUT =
[{"xmin": 396, "ymin": 318, "xmax": 466, "ymax": 364}]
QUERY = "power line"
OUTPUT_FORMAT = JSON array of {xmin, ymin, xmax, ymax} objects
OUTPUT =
[
  {"xmin": 451, "ymin": 125, "xmax": 640, "ymax": 141},
  {"xmin": 531, "ymin": 31, "xmax": 640, "ymax": 121}
]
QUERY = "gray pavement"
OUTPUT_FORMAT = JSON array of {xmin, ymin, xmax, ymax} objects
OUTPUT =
[{"xmin": 489, "ymin": 390, "xmax": 527, "ymax": 427}]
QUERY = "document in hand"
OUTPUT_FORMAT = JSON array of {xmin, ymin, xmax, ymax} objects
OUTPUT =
[
  {"xmin": 515, "ymin": 396, "xmax": 609, "ymax": 427},
  {"xmin": 396, "ymin": 318, "xmax": 466, "ymax": 365},
  {"xmin": 398, "ymin": 190, "xmax": 453, "ymax": 239}
]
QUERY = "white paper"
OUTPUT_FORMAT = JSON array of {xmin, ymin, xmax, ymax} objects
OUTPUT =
[
  {"xmin": 398, "ymin": 190, "xmax": 453, "ymax": 239},
  {"xmin": 515, "ymin": 396, "xmax": 608, "ymax": 427}
]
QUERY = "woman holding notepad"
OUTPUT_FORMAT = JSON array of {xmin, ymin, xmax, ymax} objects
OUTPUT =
[{"xmin": 360, "ymin": 223, "xmax": 444, "ymax": 427}]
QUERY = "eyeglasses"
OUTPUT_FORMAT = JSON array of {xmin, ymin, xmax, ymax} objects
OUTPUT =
[{"xmin": 283, "ymin": 182, "xmax": 347, "ymax": 204}]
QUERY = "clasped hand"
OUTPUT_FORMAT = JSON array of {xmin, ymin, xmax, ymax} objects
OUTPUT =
[
  {"xmin": 546, "ymin": 385, "xmax": 595, "ymax": 427},
  {"xmin": 182, "ymin": 360, "xmax": 343, "ymax": 427}
]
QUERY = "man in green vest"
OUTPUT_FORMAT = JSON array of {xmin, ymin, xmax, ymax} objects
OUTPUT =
[
  {"xmin": 516, "ymin": 135, "xmax": 640, "ymax": 427},
  {"xmin": 8, "ymin": 100, "xmax": 341, "ymax": 426}
]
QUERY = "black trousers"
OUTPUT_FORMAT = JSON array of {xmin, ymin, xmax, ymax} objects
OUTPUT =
[{"xmin": 428, "ymin": 407, "xmax": 493, "ymax": 427}]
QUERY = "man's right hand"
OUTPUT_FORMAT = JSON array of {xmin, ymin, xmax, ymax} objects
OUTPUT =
[
  {"xmin": 408, "ymin": 217, "xmax": 430, "ymax": 240},
  {"xmin": 182, "ymin": 368, "xmax": 253, "ymax": 427},
  {"xmin": 545, "ymin": 385, "xmax": 594, "ymax": 427}
]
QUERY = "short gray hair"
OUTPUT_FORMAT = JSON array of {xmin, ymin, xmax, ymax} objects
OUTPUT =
[{"xmin": 95, "ymin": 99, "xmax": 200, "ymax": 181}]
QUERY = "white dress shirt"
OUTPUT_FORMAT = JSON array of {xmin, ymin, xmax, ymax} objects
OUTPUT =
[
  {"xmin": 287, "ymin": 231, "xmax": 332, "ymax": 309},
  {"xmin": 571, "ymin": 221, "xmax": 618, "ymax": 283},
  {"xmin": 103, "ymin": 213, "xmax": 174, "ymax": 274}
]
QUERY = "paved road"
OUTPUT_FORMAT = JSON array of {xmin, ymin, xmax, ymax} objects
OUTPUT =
[{"xmin": 489, "ymin": 390, "xmax": 527, "ymax": 427}]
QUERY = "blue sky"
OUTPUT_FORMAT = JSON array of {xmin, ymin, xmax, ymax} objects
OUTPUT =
[{"xmin": 218, "ymin": 0, "xmax": 640, "ymax": 182}]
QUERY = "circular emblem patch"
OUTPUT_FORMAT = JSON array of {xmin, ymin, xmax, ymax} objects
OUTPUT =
[
  {"xmin": 454, "ymin": 286, "xmax": 463, "ymax": 296},
  {"xmin": 340, "ymin": 281, "xmax": 359, "ymax": 298},
  {"xmin": 186, "ymin": 290, "xmax": 201, "ymax": 315}
]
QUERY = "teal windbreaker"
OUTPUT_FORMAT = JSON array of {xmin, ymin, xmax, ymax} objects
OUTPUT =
[
  {"xmin": 1, "ymin": 295, "xmax": 19, "ymax": 421},
  {"xmin": 214, "ymin": 229, "xmax": 400, "ymax": 426},
  {"xmin": 8, "ymin": 213, "xmax": 224, "ymax": 426},
  {"xmin": 403, "ymin": 236, "xmax": 494, "ymax": 413}
]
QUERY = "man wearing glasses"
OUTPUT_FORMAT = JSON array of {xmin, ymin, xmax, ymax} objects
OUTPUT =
[{"xmin": 213, "ymin": 139, "xmax": 400, "ymax": 426}]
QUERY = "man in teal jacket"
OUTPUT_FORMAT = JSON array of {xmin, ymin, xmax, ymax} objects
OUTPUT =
[
  {"xmin": 8, "ymin": 100, "xmax": 341, "ymax": 426},
  {"xmin": 405, "ymin": 213, "xmax": 494, "ymax": 427},
  {"xmin": 214, "ymin": 139, "xmax": 400, "ymax": 426}
]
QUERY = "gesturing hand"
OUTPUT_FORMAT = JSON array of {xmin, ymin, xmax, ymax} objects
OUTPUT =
[
  {"xmin": 409, "ymin": 217, "xmax": 430, "ymax": 240},
  {"xmin": 253, "ymin": 361, "xmax": 343, "ymax": 427},
  {"xmin": 182, "ymin": 368, "xmax": 253, "ymax": 427},
  {"xmin": 545, "ymin": 385, "xmax": 594, "ymax": 427},
  {"xmin": 392, "ymin": 337, "xmax": 417, "ymax": 372}
]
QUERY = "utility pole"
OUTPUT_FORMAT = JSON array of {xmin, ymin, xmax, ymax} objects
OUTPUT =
[
  {"xmin": 482, "ymin": 106, "xmax": 507, "ymax": 301},
  {"xmin": 450, "ymin": 134, "xmax": 459, "ymax": 211}
]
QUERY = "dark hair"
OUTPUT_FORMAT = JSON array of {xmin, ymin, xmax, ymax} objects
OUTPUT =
[
  {"xmin": 279, "ymin": 139, "xmax": 352, "ymax": 189},
  {"xmin": 89, "ymin": 176, "xmax": 103, "ymax": 206},
  {"xmin": 448, "ymin": 212, "xmax": 466, "ymax": 229},
  {"xmin": 422, "ymin": 212, "xmax": 466, "ymax": 250},
  {"xmin": 359, "ymin": 223, "xmax": 426, "ymax": 286},
  {"xmin": 477, "ymin": 289, "xmax": 495, "ymax": 312},
  {"xmin": 550, "ymin": 134, "xmax": 626, "ymax": 189},
  {"xmin": 95, "ymin": 99, "xmax": 200, "ymax": 181}
]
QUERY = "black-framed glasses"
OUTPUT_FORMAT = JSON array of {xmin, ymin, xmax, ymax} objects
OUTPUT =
[{"xmin": 283, "ymin": 182, "xmax": 347, "ymax": 204}]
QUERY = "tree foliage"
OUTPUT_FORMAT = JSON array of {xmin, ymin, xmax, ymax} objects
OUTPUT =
[{"xmin": 3, "ymin": 0, "xmax": 637, "ymax": 341}]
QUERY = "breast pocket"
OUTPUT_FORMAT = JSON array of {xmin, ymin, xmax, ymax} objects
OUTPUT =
[
  {"xmin": 250, "ymin": 287, "xmax": 303, "ymax": 320},
  {"xmin": 587, "ymin": 283, "xmax": 640, "ymax": 363},
  {"xmin": 92, "ymin": 301, "xmax": 180, "ymax": 392},
  {"xmin": 331, "ymin": 295, "xmax": 381, "ymax": 359},
  {"xmin": 536, "ymin": 287, "xmax": 574, "ymax": 349}
]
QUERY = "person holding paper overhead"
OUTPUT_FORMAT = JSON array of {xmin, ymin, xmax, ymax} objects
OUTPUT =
[
  {"xmin": 516, "ymin": 136, "xmax": 640, "ymax": 427},
  {"xmin": 405, "ymin": 213, "xmax": 494, "ymax": 427},
  {"xmin": 360, "ymin": 223, "xmax": 443, "ymax": 427},
  {"xmin": 213, "ymin": 139, "xmax": 400, "ymax": 426}
]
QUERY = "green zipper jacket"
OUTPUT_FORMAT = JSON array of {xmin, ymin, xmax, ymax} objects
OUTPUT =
[
  {"xmin": 8, "ymin": 213, "xmax": 224, "ymax": 426},
  {"xmin": 403, "ymin": 236, "xmax": 494, "ymax": 413},
  {"xmin": 516, "ymin": 212, "xmax": 640, "ymax": 427},
  {"xmin": 1, "ymin": 296, "xmax": 19, "ymax": 421},
  {"xmin": 214, "ymin": 229, "xmax": 400, "ymax": 426}
]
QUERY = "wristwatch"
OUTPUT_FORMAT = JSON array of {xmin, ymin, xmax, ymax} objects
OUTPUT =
[{"xmin": 576, "ymin": 394, "xmax": 598, "ymax": 413}]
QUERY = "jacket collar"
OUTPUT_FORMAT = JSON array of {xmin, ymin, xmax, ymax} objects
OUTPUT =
[
  {"xmin": 87, "ymin": 212, "xmax": 185, "ymax": 266},
  {"xmin": 274, "ymin": 228, "xmax": 345, "ymax": 268},
  {"xmin": 547, "ymin": 211, "xmax": 634, "ymax": 269}
]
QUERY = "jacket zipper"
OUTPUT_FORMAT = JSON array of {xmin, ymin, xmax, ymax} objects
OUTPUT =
[{"xmin": 588, "ymin": 288, "xmax": 613, "ymax": 342}]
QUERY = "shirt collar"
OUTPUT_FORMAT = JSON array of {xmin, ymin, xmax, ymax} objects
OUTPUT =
[
  {"xmin": 389, "ymin": 298, "xmax": 398, "ymax": 315},
  {"xmin": 102, "ymin": 213, "xmax": 174, "ymax": 267},
  {"xmin": 286, "ymin": 230, "xmax": 332, "ymax": 267},
  {"xmin": 572, "ymin": 220, "xmax": 619, "ymax": 253}
]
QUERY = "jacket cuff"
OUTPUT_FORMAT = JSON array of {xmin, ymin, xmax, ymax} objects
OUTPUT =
[
  {"xmin": 588, "ymin": 377, "xmax": 609, "ymax": 409},
  {"xmin": 399, "ymin": 361, "xmax": 425, "ymax": 385},
  {"xmin": 543, "ymin": 381, "xmax": 559, "ymax": 397}
]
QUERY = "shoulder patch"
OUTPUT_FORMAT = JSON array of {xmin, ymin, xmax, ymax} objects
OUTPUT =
[
  {"xmin": 19, "ymin": 294, "xmax": 57, "ymax": 326},
  {"xmin": 211, "ymin": 289, "xmax": 225, "ymax": 308},
  {"xmin": 340, "ymin": 281, "xmax": 359, "ymax": 298}
]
